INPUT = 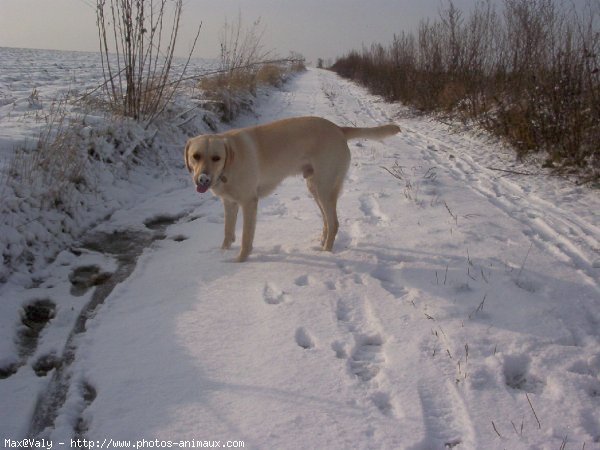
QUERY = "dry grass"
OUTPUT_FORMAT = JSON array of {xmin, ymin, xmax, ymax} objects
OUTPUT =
[
  {"xmin": 199, "ymin": 60, "xmax": 304, "ymax": 122},
  {"xmin": 6, "ymin": 97, "xmax": 86, "ymax": 207},
  {"xmin": 198, "ymin": 72, "xmax": 256, "ymax": 122},
  {"xmin": 256, "ymin": 64, "xmax": 286, "ymax": 87},
  {"xmin": 198, "ymin": 14, "xmax": 305, "ymax": 121}
]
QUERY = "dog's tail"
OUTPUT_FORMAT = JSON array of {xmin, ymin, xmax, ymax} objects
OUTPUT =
[{"xmin": 340, "ymin": 123, "xmax": 401, "ymax": 141}]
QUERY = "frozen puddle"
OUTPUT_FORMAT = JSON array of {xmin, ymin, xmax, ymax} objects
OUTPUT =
[{"xmin": 28, "ymin": 214, "xmax": 184, "ymax": 437}]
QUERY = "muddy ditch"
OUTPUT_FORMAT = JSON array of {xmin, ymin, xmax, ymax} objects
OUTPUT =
[
  {"xmin": 28, "ymin": 212, "xmax": 186, "ymax": 437},
  {"xmin": 0, "ymin": 299, "xmax": 57, "ymax": 379}
]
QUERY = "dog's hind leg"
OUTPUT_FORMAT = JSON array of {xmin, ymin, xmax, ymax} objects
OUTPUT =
[
  {"xmin": 320, "ymin": 190, "xmax": 340, "ymax": 251},
  {"xmin": 306, "ymin": 176, "xmax": 328, "ymax": 247},
  {"xmin": 315, "ymin": 145, "xmax": 350, "ymax": 251},
  {"xmin": 310, "ymin": 171, "xmax": 343, "ymax": 252}
]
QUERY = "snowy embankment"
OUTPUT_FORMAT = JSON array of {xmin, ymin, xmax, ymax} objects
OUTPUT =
[
  {"xmin": 0, "ymin": 47, "xmax": 218, "ymax": 284},
  {"xmin": 1, "ymin": 50, "xmax": 600, "ymax": 449}
]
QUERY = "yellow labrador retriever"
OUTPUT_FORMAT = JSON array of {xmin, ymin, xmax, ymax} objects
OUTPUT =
[{"xmin": 185, "ymin": 116, "xmax": 400, "ymax": 261}]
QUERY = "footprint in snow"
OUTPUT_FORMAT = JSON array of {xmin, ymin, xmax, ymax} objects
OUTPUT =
[
  {"xmin": 331, "ymin": 341, "xmax": 347, "ymax": 359},
  {"xmin": 325, "ymin": 280, "xmax": 337, "ymax": 291},
  {"xmin": 370, "ymin": 391, "xmax": 395, "ymax": 417},
  {"xmin": 359, "ymin": 194, "xmax": 389, "ymax": 225},
  {"xmin": 294, "ymin": 274, "xmax": 313, "ymax": 286},
  {"xmin": 371, "ymin": 265, "xmax": 408, "ymax": 299},
  {"xmin": 295, "ymin": 327, "xmax": 316, "ymax": 349},
  {"xmin": 263, "ymin": 282, "xmax": 290, "ymax": 305},
  {"xmin": 335, "ymin": 299, "xmax": 352, "ymax": 323},
  {"xmin": 337, "ymin": 261, "xmax": 353, "ymax": 275},
  {"xmin": 349, "ymin": 334, "xmax": 385, "ymax": 382},
  {"xmin": 502, "ymin": 353, "xmax": 545, "ymax": 394},
  {"xmin": 353, "ymin": 274, "xmax": 364, "ymax": 285}
]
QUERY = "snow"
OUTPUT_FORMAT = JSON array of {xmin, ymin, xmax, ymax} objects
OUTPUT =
[{"xmin": 1, "ymin": 48, "xmax": 600, "ymax": 449}]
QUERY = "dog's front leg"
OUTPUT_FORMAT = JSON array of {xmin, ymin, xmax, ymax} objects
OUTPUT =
[
  {"xmin": 237, "ymin": 197, "xmax": 258, "ymax": 262},
  {"xmin": 222, "ymin": 199, "xmax": 239, "ymax": 249}
]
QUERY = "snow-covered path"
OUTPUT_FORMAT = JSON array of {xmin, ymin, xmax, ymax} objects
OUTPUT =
[{"xmin": 2, "ymin": 68, "xmax": 599, "ymax": 449}]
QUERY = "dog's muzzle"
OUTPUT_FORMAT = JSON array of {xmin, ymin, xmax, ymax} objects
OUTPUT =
[{"xmin": 196, "ymin": 173, "xmax": 211, "ymax": 193}]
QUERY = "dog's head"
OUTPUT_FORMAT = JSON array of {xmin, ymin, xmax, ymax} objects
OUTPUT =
[{"xmin": 185, "ymin": 136, "xmax": 234, "ymax": 193}]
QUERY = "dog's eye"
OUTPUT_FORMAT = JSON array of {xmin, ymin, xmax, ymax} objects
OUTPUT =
[
  {"xmin": 192, "ymin": 153, "xmax": 202, "ymax": 161},
  {"xmin": 212, "ymin": 156, "xmax": 221, "ymax": 162}
]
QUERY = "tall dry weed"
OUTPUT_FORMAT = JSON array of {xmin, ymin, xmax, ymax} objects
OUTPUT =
[{"xmin": 6, "ymin": 97, "xmax": 87, "ymax": 207}]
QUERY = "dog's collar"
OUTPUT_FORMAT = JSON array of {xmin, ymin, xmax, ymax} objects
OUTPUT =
[{"xmin": 212, "ymin": 171, "xmax": 228, "ymax": 189}]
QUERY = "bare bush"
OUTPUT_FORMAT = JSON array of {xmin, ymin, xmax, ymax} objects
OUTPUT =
[
  {"xmin": 332, "ymin": 0, "xmax": 599, "ymax": 178},
  {"xmin": 95, "ymin": 0, "xmax": 200, "ymax": 123}
]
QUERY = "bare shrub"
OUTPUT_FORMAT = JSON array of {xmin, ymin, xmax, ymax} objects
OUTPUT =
[{"xmin": 95, "ymin": 0, "xmax": 200, "ymax": 123}]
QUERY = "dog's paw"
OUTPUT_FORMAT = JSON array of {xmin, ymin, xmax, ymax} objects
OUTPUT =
[
  {"xmin": 236, "ymin": 251, "xmax": 250, "ymax": 262},
  {"xmin": 221, "ymin": 234, "xmax": 236, "ymax": 249},
  {"xmin": 236, "ymin": 244, "xmax": 252, "ymax": 262}
]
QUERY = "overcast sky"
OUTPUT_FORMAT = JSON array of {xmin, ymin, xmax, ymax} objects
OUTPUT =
[{"xmin": 0, "ymin": 0, "xmax": 593, "ymax": 64}]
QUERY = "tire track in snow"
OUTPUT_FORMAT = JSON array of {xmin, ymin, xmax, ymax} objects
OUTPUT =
[
  {"xmin": 332, "ymin": 273, "xmax": 398, "ymax": 418},
  {"xmin": 356, "ymin": 241, "xmax": 479, "ymax": 448},
  {"xmin": 403, "ymin": 123, "xmax": 600, "ymax": 294},
  {"xmin": 372, "ymin": 272, "xmax": 478, "ymax": 448},
  {"xmin": 318, "ymin": 70, "xmax": 394, "ymax": 128},
  {"xmin": 415, "ymin": 375, "xmax": 477, "ymax": 449}
]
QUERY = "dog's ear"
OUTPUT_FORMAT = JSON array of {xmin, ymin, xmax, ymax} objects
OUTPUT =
[
  {"xmin": 224, "ymin": 139, "xmax": 235, "ymax": 169},
  {"xmin": 184, "ymin": 140, "xmax": 191, "ymax": 172}
]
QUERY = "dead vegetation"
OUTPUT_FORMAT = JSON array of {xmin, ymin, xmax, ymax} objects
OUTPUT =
[
  {"xmin": 95, "ymin": 0, "xmax": 200, "ymax": 124},
  {"xmin": 198, "ymin": 15, "xmax": 305, "ymax": 121},
  {"xmin": 6, "ymin": 96, "xmax": 87, "ymax": 208},
  {"xmin": 332, "ymin": 0, "xmax": 600, "ymax": 180}
]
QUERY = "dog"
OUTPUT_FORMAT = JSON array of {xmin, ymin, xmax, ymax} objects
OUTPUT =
[{"xmin": 184, "ymin": 116, "xmax": 400, "ymax": 261}]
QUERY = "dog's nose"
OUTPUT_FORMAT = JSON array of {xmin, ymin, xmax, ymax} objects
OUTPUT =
[{"xmin": 197, "ymin": 173, "xmax": 211, "ymax": 187}]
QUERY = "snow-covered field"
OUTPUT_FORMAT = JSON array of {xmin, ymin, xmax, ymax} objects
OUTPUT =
[{"xmin": 1, "ymin": 48, "xmax": 599, "ymax": 449}]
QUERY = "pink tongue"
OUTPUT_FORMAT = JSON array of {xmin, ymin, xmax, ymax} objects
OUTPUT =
[{"xmin": 196, "ymin": 185, "xmax": 209, "ymax": 194}]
